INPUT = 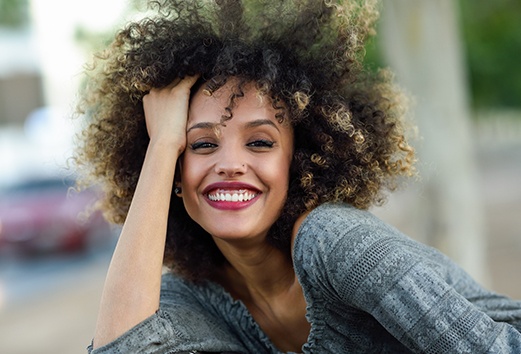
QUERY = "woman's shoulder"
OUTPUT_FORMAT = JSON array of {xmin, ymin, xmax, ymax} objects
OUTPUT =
[
  {"xmin": 292, "ymin": 203, "xmax": 445, "ymax": 292},
  {"xmin": 292, "ymin": 202, "xmax": 451, "ymax": 268},
  {"xmin": 303, "ymin": 202, "xmax": 388, "ymax": 227},
  {"xmin": 293, "ymin": 202, "xmax": 403, "ymax": 253}
]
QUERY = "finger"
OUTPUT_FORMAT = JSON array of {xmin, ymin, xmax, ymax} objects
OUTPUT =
[
  {"xmin": 163, "ymin": 77, "xmax": 182, "ymax": 90},
  {"xmin": 176, "ymin": 74, "xmax": 200, "ymax": 89},
  {"xmin": 165, "ymin": 75, "xmax": 199, "ymax": 89}
]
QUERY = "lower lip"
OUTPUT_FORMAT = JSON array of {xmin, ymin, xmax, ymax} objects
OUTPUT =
[{"xmin": 204, "ymin": 195, "xmax": 260, "ymax": 210}]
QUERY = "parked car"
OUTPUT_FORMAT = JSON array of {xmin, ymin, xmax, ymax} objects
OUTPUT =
[{"xmin": 0, "ymin": 175, "xmax": 113, "ymax": 255}]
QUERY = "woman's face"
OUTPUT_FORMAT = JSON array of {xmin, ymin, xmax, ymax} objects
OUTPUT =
[{"xmin": 180, "ymin": 81, "xmax": 294, "ymax": 243}]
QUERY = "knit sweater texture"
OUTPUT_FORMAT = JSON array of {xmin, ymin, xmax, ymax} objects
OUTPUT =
[{"xmin": 88, "ymin": 203, "xmax": 521, "ymax": 353}]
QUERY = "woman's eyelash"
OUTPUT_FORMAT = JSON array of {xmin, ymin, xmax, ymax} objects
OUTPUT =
[
  {"xmin": 247, "ymin": 139, "xmax": 274, "ymax": 148},
  {"xmin": 190, "ymin": 139, "xmax": 274, "ymax": 150},
  {"xmin": 190, "ymin": 141, "xmax": 217, "ymax": 150}
]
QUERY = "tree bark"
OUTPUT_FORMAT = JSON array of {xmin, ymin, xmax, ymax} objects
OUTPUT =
[{"xmin": 377, "ymin": 0, "xmax": 490, "ymax": 284}]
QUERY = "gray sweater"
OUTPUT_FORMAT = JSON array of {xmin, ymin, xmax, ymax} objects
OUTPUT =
[{"xmin": 89, "ymin": 203, "xmax": 521, "ymax": 353}]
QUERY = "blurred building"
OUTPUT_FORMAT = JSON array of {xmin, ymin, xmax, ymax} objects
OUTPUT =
[
  {"xmin": 0, "ymin": 0, "xmax": 133, "ymax": 185},
  {"xmin": 0, "ymin": 0, "xmax": 43, "ymax": 126},
  {"xmin": 0, "ymin": 0, "xmax": 132, "ymax": 127}
]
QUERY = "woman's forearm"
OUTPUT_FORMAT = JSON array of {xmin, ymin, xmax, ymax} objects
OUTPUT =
[
  {"xmin": 92, "ymin": 76, "xmax": 197, "ymax": 348},
  {"xmin": 93, "ymin": 140, "xmax": 178, "ymax": 348}
]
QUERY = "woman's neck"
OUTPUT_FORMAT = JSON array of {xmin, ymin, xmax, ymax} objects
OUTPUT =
[
  {"xmin": 212, "ymin": 209, "xmax": 312, "ymax": 301},
  {"xmin": 213, "ymin": 236, "xmax": 296, "ymax": 300},
  {"xmin": 213, "ymin": 237, "xmax": 310, "ymax": 353}
]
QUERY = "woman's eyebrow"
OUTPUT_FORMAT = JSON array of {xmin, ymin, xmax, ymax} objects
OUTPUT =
[
  {"xmin": 245, "ymin": 119, "xmax": 280, "ymax": 132},
  {"xmin": 186, "ymin": 122, "xmax": 218, "ymax": 133}
]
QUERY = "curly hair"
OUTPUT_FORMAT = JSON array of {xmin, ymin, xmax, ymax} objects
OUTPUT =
[{"xmin": 74, "ymin": 0, "xmax": 415, "ymax": 281}]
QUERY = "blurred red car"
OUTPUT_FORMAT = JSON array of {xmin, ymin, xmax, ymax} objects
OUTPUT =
[{"xmin": 0, "ymin": 176, "xmax": 112, "ymax": 254}]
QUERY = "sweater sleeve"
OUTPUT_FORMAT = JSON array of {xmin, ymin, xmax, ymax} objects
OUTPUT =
[
  {"xmin": 87, "ymin": 274, "xmax": 246, "ymax": 354},
  {"xmin": 87, "ymin": 308, "xmax": 193, "ymax": 354},
  {"xmin": 294, "ymin": 203, "xmax": 521, "ymax": 354}
]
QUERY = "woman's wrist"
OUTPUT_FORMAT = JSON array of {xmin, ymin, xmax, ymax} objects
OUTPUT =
[{"xmin": 148, "ymin": 136, "xmax": 185, "ymax": 159}]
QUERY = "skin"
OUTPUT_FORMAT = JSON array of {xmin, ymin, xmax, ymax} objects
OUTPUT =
[{"xmin": 93, "ymin": 77, "xmax": 310, "ymax": 352}]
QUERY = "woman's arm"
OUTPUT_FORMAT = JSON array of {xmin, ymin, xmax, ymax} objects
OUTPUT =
[
  {"xmin": 92, "ymin": 76, "xmax": 199, "ymax": 348},
  {"xmin": 294, "ymin": 203, "xmax": 521, "ymax": 353}
]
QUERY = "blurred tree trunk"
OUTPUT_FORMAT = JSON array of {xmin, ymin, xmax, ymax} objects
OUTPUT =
[{"xmin": 377, "ymin": 0, "xmax": 490, "ymax": 284}]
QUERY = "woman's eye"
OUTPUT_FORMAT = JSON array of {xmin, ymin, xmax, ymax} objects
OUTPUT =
[
  {"xmin": 247, "ymin": 139, "xmax": 274, "ymax": 148},
  {"xmin": 190, "ymin": 141, "xmax": 217, "ymax": 150}
]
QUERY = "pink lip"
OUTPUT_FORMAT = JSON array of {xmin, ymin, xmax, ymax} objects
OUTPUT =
[{"xmin": 203, "ymin": 182, "xmax": 261, "ymax": 211}]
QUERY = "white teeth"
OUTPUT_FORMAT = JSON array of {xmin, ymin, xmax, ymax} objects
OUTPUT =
[{"xmin": 207, "ymin": 189, "xmax": 257, "ymax": 202}]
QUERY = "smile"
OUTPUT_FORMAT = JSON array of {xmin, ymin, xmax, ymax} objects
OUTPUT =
[{"xmin": 207, "ymin": 189, "xmax": 258, "ymax": 202}]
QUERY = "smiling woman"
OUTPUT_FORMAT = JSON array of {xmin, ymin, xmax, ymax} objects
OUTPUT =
[
  {"xmin": 74, "ymin": 0, "xmax": 521, "ymax": 353},
  {"xmin": 180, "ymin": 80, "xmax": 293, "ymax": 243}
]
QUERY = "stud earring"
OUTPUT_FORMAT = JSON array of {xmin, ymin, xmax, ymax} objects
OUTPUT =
[{"xmin": 174, "ymin": 186, "xmax": 182, "ymax": 195}]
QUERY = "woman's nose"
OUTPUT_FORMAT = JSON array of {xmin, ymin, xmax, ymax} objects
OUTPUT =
[{"xmin": 214, "ymin": 146, "xmax": 247, "ymax": 177}]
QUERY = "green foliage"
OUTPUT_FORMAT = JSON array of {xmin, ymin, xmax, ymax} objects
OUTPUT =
[
  {"xmin": 459, "ymin": 0, "xmax": 521, "ymax": 109},
  {"xmin": 363, "ymin": 0, "xmax": 521, "ymax": 110},
  {"xmin": 363, "ymin": 34, "xmax": 384, "ymax": 73},
  {"xmin": 0, "ymin": 0, "xmax": 29, "ymax": 28}
]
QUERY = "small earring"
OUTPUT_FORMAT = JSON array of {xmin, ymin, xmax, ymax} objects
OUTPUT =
[{"xmin": 174, "ymin": 186, "xmax": 182, "ymax": 195}]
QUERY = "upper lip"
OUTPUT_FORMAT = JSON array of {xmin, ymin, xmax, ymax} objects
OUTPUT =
[{"xmin": 202, "ymin": 182, "xmax": 261, "ymax": 195}]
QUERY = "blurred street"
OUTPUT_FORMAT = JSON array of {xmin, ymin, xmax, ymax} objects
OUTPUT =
[
  {"xmin": 0, "ymin": 141, "xmax": 520, "ymax": 354},
  {"xmin": 0, "ymin": 249, "xmax": 111, "ymax": 354}
]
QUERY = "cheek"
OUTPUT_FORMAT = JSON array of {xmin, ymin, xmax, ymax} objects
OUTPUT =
[
  {"xmin": 178, "ymin": 156, "xmax": 202, "ymax": 220},
  {"xmin": 262, "ymin": 155, "xmax": 292, "ymax": 191},
  {"xmin": 179, "ymin": 155, "xmax": 204, "ymax": 196}
]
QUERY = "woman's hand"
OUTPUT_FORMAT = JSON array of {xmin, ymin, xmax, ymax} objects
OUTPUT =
[{"xmin": 143, "ymin": 75, "xmax": 199, "ymax": 154}]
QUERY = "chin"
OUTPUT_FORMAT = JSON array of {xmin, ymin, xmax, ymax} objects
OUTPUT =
[{"xmin": 208, "ymin": 227, "xmax": 269, "ymax": 243}]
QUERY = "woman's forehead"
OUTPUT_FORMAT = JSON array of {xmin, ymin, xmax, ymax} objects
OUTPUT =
[{"xmin": 188, "ymin": 80, "xmax": 281, "ymax": 124}]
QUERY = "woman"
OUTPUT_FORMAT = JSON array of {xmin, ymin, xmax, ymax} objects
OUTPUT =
[{"xmin": 76, "ymin": 0, "xmax": 521, "ymax": 353}]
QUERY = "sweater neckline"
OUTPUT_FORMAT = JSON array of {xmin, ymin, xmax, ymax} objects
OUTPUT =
[
  {"xmin": 202, "ymin": 280, "xmax": 309, "ymax": 353},
  {"xmin": 191, "ymin": 204, "xmax": 331, "ymax": 353},
  {"xmin": 195, "ymin": 215, "xmax": 332, "ymax": 354}
]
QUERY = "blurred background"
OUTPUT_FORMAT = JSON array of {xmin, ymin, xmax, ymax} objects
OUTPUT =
[{"xmin": 0, "ymin": 0, "xmax": 520, "ymax": 353}]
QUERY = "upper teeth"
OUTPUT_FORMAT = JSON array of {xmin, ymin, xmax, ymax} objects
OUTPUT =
[{"xmin": 207, "ymin": 189, "xmax": 257, "ymax": 202}]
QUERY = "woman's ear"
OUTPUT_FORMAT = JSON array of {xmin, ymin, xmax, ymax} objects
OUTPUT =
[
  {"xmin": 174, "ymin": 183, "xmax": 182, "ymax": 197},
  {"xmin": 174, "ymin": 157, "xmax": 183, "ymax": 197}
]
